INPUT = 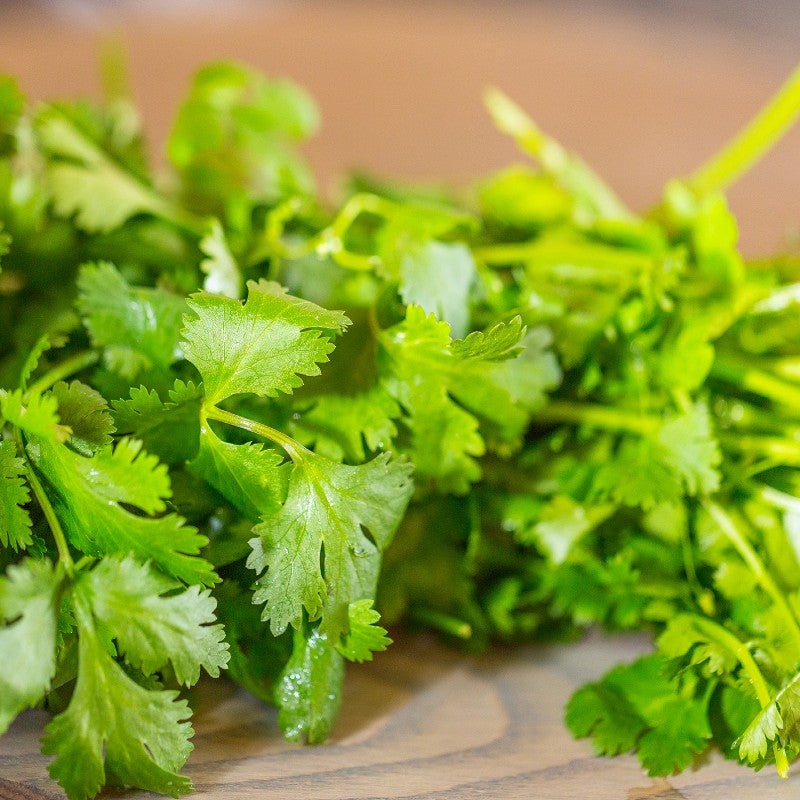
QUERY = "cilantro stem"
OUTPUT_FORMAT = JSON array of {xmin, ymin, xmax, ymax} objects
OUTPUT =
[
  {"xmin": 688, "ymin": 614, "xmax": 789, "ymax": 777},
  {"xmin": 410, "ymin": 607, "xmax": 473, "ymax": 639},
  {"xmin": 13, "ymin": 428, "xmax": 73, "ymax": 573},
  {"xmin": 688, "ymin": 63, "xmax": 800, "ymax": 196},
  {"xmin": 711, "ymin": 357, "xmax": 800, "ymax": 409},
  {"xmin": 203, "ymin": 404, "xmax": 309, "ymax": 462},
  {"xmin": 483, "ymin": 87, "xmax": 634, "ymax": 221},
  {"xmin": 536, "ymin": 401, "xmax": 659, "ymax": 436},
  {"xmin": 702, "ymin": 500, "xmax": 800, "ymax": 649},
  {"xmin": 25, "ymin": 350, "xmax": 99, "ymax": 397}
]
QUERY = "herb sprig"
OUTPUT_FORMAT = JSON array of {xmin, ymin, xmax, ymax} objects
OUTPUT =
[{"xmin": 3, "ymin": 58, "xmax": 800, "ymax": 797}]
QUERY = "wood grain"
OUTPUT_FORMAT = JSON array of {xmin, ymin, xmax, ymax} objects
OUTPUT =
[{"xmin": 3, "ymin": 3, "xmax": 800, "ymax": 797}]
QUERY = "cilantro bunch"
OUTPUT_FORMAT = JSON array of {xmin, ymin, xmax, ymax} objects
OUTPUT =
[{"xmin": 3, "ymin": 57, "xmax": 800, "ymax": 798}]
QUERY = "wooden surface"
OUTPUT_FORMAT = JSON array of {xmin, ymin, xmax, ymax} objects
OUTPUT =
[{"xmin": 3, "ymin": 2, "xmax": 800, "ymax": 797}]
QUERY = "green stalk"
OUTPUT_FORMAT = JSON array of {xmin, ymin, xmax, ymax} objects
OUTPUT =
[
  {"xmin": 25, "ymin": 350, "xmax": 99, "ymax": 397},
  {"xmin": 484, "ymin": 87, "xmax": 634, "ymax": 222},
  {"xmin": 13, "ymin": 428, "xmax": 73, "ymax": 573},
  {"xmin": 536, "ymin": 400, "xmax": 659, "ymax": 436},
  {"xmin": 689, "ymin": 614, "xmax": 789, "ymax": 777},
  {"xmin": 703, "ymin": 500, "xmax": 800, "ymax": 650},
  {"xmin": 203, "ymin": 404, "xmax": 308, "ymax": 462},
  {"xmin": 688, "ymin": 63, "xmax": 800, "ymax": 196},
  {"xmin": 410, "ymin": 607, "xmax": 473, "ymax": 640},
  {"xmin": 711, "ymin": 357, "xmax": 800, "ymax": 409}
]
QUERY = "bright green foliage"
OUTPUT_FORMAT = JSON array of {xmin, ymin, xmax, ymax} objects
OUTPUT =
[
  {"xmin": 336, "ymin": 599, "xmax": 392, "ymax": 662},
  {"xmin": 51, "ymin": 380, "xmax": 115, "ymax": 454},
  {"xmin": 565, "ymin": 655, "xmax": 713, "ymax": 775},
  {"xmin": 189, "ymin": 423, "xmax": 289, "ymax": 520},
  {"xmin": 77, "ymin": 262, "xmax": 187, "ymax": 379},
  {"xmin": 250, "ymin": 451, "xmax": 414, "ymax": 638},
  {"xmin": 111, "ymin": 381, "xmax": 202, "ymax": 464},
  {"xmin": 379, "ymin": 306, "xmax": 559, "ymax": 491},
  {"xmin": 0, "ymin": 439, "xmax": 32, "ymax": 550},
  {"xmin": 36, "ymin": 106, "xmax": 181, "ymax": 233},
  {"xmin": 291, "ymin": 385, "xmax": 401, "ymax": 462},
  {"xmin": 275, "ymin": 625, "xmax": 344, "ymax": 744},
  {"xmin": 182, "ymin": 279, "xmax": 349, "ymax": 404},
  {"xmin": 30, "ymin": 434, "xmax": 216, "ymax": 586},
  {"xmin": 83, "ymin": 555, "xmax": 229, "ymax": 686},
  {"xmin": 5, "ymin": 56, "xmax": 800, "ymax": 800},
  {"xmin": 42, "ymin": 590, "xmax": 195, "ymax": 800},
  {"xmin": 1, "ymin": 389, "xmax": 71, "ymax": 441},
  {"xmin": 199, "ymin": 219, "xmax": 242, "ymax": 299},
  {"xmin": 0, "ymin": 559, "xmax": 61, "ymax": 733}
]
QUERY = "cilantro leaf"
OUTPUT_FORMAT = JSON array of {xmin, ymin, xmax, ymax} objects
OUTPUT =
[
  {"xmin": 37, "ymin": 105, "xmax": 189, "ymax": 233},
  {"xmin": 291, "ymin": 385, "xmax": 401, "ymax": 463},
  {"xmin": 566, "ymin": 655, "xmax": 712, "ymax": 775},
  {"xmin": 0, "ymin": 439, "xmax": 32, "ymax": 551},
  {"xmin": 51, "ymin": 380, "xmax": 115, "ymax": 454},
  {"xmin": 181, "ymin": 279, "xmax": 349, "ymax": 404},
  {"xmin": 657, "ymin": 403, "xmax": 721, "ymax": 495},
  {"xmin": 111, "ymin": 381, "xmax": 202, "ymax": 465},
  {"xmin": 1, "ymin": 389, "xmax": 71, "ymax": 441},
  {"xmin": 398, "ymin": 241, "xmax": 476, "ymax": 338},
  {"xmin": 77, "ymin": 262, "xmax": 187, "ymax": 380},
  {"xmin": 335, "ymin": 599, "xmax": 392, "ymax": 662},
  {"xmin": 42, "ymin": 587, "xmax": 194, "ymax": 800},
  {"xmin": 189, "ymin": 422, "xmax": 289, "ymax": 521},
  {"xmin": 0, "ymin": 559, "xmax": 61, "ymax": 733},
  {"xmin": 275, "ymin": 625, "xmax": 344, "ymax": 744},
  {"xmin": 199, "ymin": 218, "xmax": 242, "ymax": 299},
  {"xmin": 249, "ymin": 451, "xmax": 413, "ymax": 638},
  {"xmin": 82, "ymin": 555, "xmax": 229, "ymax": 686},
  {"xmin": 30, "ymin": 435, "xmax": 216, "ymax": 586}
]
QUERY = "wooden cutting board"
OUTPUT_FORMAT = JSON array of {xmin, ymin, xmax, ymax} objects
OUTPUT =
[{"xmin": 2, "ymin": 2, "xmax": 800, "ymax": 797}]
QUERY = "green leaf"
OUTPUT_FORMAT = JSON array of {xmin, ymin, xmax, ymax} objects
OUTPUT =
[
  {"xmin": 77, "ymin": 262, "xmax": 188, "ymax": 380},
  {"xmin": 52, "ymin": 380, "xmax": 115, "ymax": 454},
  {"xmin": 1, "ymin": 389, "xmax": 71, "ymax": 442},
  {"xmin": 182, "ymin": 279, "xmax": 349, "ymax": 405},
  {"xmin": 0, "ymin": 439, "xmax": 32, "ymax": 551},
  {"xmin": 592, "ymin": 438, "xmax": 683, "ymax": 510},
  {"xmin": 199, "ymin": 218, "xmax": 242, "ymax": 299},
  {"xmin": 188, "ymin": 422, "xmax": 290, "ymax": 521},
  {"xmin": 0, "ymin": 559, "xmax": 61, "ymax": 733},
  {"xmin": 37, "ymin": 106, "xmax": 184, "ymax": 233},
  {"xmin": 738, "ymin": 702, "xmax": 782, "ymax": 763},
  {"xmin": 529, "ymin": 495, "xmax": 614, "ymax": 564},
  {"xmin": 275, "ymin": 625, "xmax": 344, "ymax": 744},
  {"xmin": 42, "ymin": 590, "xmax": 194, "ymax": 800},
  {"xmin": 30, "ymin": 435, "xmax": 216, "ymax": 586},
  {"xmin": 249, "ymin": 451, "xmax": 413, "ymax": 638},
  {"xmin": 398, "ymin": 241, "xmax": 475, "ymax": 338},
  {"xmin": 567, "ymin": 655, "xmax": 712, "ymax": 774},
  {"xmin": 111, "ymin": 381, "xmax": 203, "ymax": 465},
  {"xmin": 335, "ymin": 599, "xmax": 391, "ymax": 662},
  {"xmin": 168, "ymin": 62, "xmax": 318, "ymax": 208},
  {"xmin": 82, "ymin": 555, "xmax": 229, "ymax": 686},
  {"xmin": 379, "ymin": 306, "xmax": 559, "ymax": 491},
  {"xmin": 657, "ymin": 403, "xmax": 721, "ymax": 496},
  {"xmin": 291, "ymin": 385, "xmax": 401, "ymax": 463}
]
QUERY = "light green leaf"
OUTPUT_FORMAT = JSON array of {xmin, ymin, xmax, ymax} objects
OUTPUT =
[
  {"xmin": 0, "ymin": 440, "xmax": 32, "ymax": 551},
  {"xmin": 83, "ymin": 555, "xmax": 229, "ymax": 686},
  {"xmin": 77, "ymin": 262, "xmax": 187, "ymax": 380},
  {"xmin": 42, "ymin": 591, "xmax": 194, "ymax": 800},
  {"xmin": 199, "ymin": 219, "xmax": 242, "ymax": 299},
  {"xmin": 188, "ymin": 422, "xmax": 289, "ymax": 521},
  {"xmin": 0, "ymin": 559, "xmax": 61, "ymax": 733},
  {"xmin": 30, "ymin": 435, "xmax": 216, "ymax": 586},
  {"xmin": 182, "ymin": 279, "xmax": 349, "ymax": 405},
  {"xmin": 335, "ymin": 599, "xmax": 391, "ymax": 663},
  {"xmin": 249, "ymin": 451, "xmax": 413, "ymax": 638}
]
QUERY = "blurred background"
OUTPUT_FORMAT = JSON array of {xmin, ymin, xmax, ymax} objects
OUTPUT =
[{"xmin": 2, "ymin": 0, "xmax": 799, "ymax": 252}]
